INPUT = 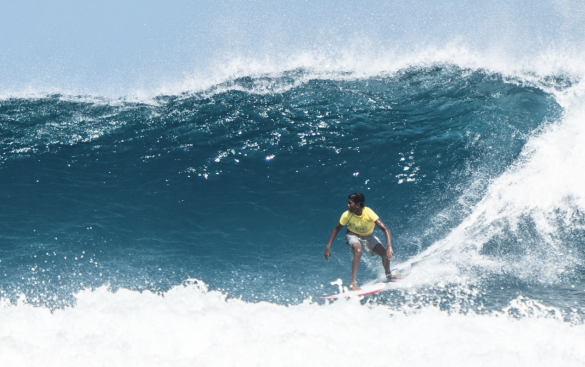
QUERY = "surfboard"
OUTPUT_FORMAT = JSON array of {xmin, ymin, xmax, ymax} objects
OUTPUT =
[{"xmin": 320, "ymin": 281, "xmax": 390, "ymax": 300}]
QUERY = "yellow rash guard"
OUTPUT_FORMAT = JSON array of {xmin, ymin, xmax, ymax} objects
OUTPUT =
[{"xmin": 339, "ymin": 207, "xmax": 379, "ymax": 236}]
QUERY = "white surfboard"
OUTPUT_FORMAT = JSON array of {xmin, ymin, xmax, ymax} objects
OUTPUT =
[{"xmin": 320, "ymin": 281, "xmax": 391, "ymax": 300}]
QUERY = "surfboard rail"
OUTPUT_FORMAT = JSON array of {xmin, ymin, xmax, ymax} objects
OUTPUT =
[{"xmin": 319, "ymin": 282, "xmax": 389, "ymax": 300}]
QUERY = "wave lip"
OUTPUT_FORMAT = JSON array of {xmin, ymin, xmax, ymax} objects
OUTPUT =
[{"xmin": 399, "ymin": 81, "xmax": 585, "ymax": 302}]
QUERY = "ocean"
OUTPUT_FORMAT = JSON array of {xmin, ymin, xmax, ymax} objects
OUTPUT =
[{"xmin": 2, "ymin": 17, "xmax": 585, "ymax": 367}]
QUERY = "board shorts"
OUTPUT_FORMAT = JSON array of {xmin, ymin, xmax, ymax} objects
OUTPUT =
[{"xmin": 346, "ymin": 231, "xmax": 382, "ymax": 256}]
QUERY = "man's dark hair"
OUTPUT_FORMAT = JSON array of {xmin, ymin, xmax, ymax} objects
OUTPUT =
[{"xmin": 348, "ymin": 193, "xmax": 365, "ymax": 207}]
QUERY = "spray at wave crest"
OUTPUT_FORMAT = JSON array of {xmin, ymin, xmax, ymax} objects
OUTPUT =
[
  {"xmin": 155, "ymin": 44, "xmax": 585, "ymax": 99},
  {"xmin": 3, "ymin": 42, "xmax": 577, "ymax": 99}
]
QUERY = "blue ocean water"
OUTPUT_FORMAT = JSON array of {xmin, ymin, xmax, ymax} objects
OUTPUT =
[{"xmin": 1, "ymin": 64, "xmax": 585, "ymax": 365}]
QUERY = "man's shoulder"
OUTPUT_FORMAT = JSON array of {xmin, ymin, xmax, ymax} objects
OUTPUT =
[
  {"xmin": 340, "ymin": 210, "xmax": 351, "ymax": 218},
  {"xmin": 363, "ymin": 206, "xmax": 375, "ymax": 214},
  {"xmin": 364, "ymin": 207, "xmax": 379, "ymax": 219}
]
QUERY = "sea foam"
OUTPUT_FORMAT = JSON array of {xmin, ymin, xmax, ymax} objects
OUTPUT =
[{"xmin": 1, "ymin": 281, "xmax": 584, "ymax": 367}]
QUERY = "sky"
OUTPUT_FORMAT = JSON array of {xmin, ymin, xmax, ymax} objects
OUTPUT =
[{"xmin": 1, "ymin": 0, "xmax": 584, "ymax": 97}]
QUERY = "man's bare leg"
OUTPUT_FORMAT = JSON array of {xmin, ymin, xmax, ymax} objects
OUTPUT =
[
  {"xmin": 350, "ymin": 242, "xmax": 362, "ymax": 290},
  {"xmin": 373, "ymin": 244, "xmax": 402, "ymax": 280}
]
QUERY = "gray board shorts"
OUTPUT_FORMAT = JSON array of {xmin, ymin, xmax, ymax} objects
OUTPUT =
[{"xmin": 346, "ymin": 231, "xmax": 382, "ymax": 256}]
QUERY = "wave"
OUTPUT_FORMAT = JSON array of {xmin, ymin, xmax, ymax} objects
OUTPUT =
[
  {"xmin": 3, "ymin": 3, "xmax": 585, "ymax": 364},
  {"xmin": 0, "ymin": 64, "xmax": 582, "ymax": 321}
]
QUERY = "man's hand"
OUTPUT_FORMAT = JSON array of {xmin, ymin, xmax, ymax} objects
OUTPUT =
[
  {"xmin": 324, "ymin": 246, "xmax": 332, "ymax": 260},
  {"xmin": 325, "ymin": 224, "xmax": 343, "ymax": 261},
  {"xmin": 386, "ymin": 247, "xmax": 394, "ymax": 260}
]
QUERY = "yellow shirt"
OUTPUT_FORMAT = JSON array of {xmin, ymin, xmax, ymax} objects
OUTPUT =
[{"xmin": 339, "ymin": 207, "xmax": 379, "ymax": 236}]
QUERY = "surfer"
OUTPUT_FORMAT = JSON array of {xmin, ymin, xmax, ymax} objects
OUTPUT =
[{"xmin": 324, "ymin": 193, "xmax": 398, "ymax": 290}]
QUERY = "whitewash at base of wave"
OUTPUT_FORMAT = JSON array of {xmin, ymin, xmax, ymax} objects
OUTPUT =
[{"xmin": 1, "ymin": 281, "xmax": 584, "ymax": 367}]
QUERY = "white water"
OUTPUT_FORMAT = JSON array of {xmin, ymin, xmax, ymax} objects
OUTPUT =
[
  {"xmin": 395, "ymin": 78, "xmax": 585, "ymax": 286},
  {"xmin": 1, "ymin": 281, "xmax": 584, "ymax": 367}
]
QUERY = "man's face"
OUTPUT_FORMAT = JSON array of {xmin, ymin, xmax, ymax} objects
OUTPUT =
[{"xmin": 347, "ymin": 199, "xmax": 361, "ymax": 213}]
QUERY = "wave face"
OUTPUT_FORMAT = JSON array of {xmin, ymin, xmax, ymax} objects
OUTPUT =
[{"xmin": 1, "ymin": 65, "xmax": 585, "ymax": 365}]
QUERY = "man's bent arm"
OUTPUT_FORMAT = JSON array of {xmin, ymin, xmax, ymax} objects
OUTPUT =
[{"xmin": 325, "ymin": 223, "xmax": 343, "ymax": 260}]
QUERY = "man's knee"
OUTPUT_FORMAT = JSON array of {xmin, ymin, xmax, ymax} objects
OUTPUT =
[{"xmin": 351, "ymin": 242, "xmax": 363, "ymax": 255}]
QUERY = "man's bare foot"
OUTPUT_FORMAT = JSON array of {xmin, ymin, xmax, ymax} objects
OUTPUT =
[
  {"xmin": 386, "ymin": 273, "xmax": 404, "ymax": 281},
  {"xmin": 350, "ymin": 282, "xmax": 361, "ymax": 291}
]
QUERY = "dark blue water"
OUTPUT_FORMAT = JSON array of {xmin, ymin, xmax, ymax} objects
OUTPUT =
[{"xmin": 1, "ymin": 65, "xmax": 583, "ymax": 320}]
